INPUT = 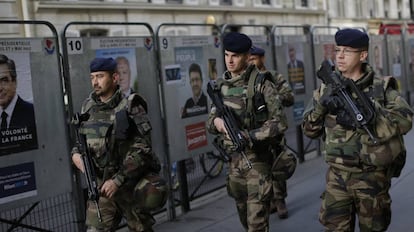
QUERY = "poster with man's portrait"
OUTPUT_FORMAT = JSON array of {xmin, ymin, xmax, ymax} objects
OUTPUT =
[
  {"xmin": 0, "ymin": 52, "xmax": 38, "ymax": 155},
  {"xmin": 408, "ymin": 39, "xmax": 414, "ymax": 89},
  {"xmin": 372, "ymin": 42, "xmax": 384, "ymax": 76},
  {"xmin": 173, "ymin": 47, "xmax": 208, "ymax": 119},
  {"xmin": 286, "ymin": 43, "xmax": 306, "ymax": 94},
  {"xmin": 95, "ymin": 48, "xmax": 137, "ymax": 97}
]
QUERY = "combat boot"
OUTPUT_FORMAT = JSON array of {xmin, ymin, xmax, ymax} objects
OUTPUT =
[{"xmin": 275, "ymin": 199, "xmax": 288, "ymax": 219}]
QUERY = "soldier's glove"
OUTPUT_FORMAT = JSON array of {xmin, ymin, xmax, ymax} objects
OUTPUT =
[
  {"xmin": 320, "ymin": 91, "xmax": 344, "ymax": 115},
  {"xmin": 316, "ymin": 61, "xmax": 334, "ymax": 84},
  {"xmin": 335, "ymin": 109, "xmax": 356, "ymax": 129}
]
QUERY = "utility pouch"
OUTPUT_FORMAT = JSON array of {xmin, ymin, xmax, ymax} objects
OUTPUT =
[
  {"xmin": 253, "ymin": 90, "xmax": 267, "ymax": 114},
  {"xmin": 115, "ymin": 109, "xmax": 130, "ymax": 140}
]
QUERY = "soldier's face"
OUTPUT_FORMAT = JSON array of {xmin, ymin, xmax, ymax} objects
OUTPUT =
[
  {"xmin": 0, "ymin": 63, "xmax": 17, "ymax": 109},
  {"xmin": 225, "ymin": 50, "xmax": 248, "ymax": 75},
  {"xmin": 90, "ymin": 71, "xmax": 118, "ymax": 101},
  {"xmin": 117, "ymin": 61, "xmax": 131, "ymax": 93},
  {"xmin": 335, "ymin": 46, "xmax": 367, "ymax": 76},
  {"xmin": 189, "ymin": 71, "xmax": 202, "ymax": 97}
]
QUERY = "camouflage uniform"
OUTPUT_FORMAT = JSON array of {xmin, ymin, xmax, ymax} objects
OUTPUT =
[
  {"xmin": 302, "ymin": 64, "xmax": 413, "ymax": 231},
  {"xmin": 267, "ymin": 71, "xmax": 294, "ymax": 214},
  {"xmin": 207, "ymin": 65, "xmax": 288, "ymax": 231},
  {"xmin": 72, "ymin": 89, "xmax": 160, "ymax": 232}
]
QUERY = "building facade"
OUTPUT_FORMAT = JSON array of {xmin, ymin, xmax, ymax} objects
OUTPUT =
[{"xmin": 1, "ymin": 0, "xmax": 413, "ymax": 37}]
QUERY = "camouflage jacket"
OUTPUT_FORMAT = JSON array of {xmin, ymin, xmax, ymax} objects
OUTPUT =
[
  {"xmin": 266, "ymin": 70, "xmax": 294, "ymax": 108},
  {"xmin": 207, "ymin": 65, "xmax": 288, "ymax": 155},
  {"xmin": 302, "ymin": 64, "xmax": 413, "ymax": 172},
  {"xmin": 72, "ymin": 89, "xmax": 160, "ymax": 187}
]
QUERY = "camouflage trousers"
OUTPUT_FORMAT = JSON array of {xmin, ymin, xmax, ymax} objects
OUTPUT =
[
  {"xmin": 319, "ymin": 167, "xmax": 391, "ymax": 232},
  {"xmin": 86, "ymin": 185, "xmax": 155, "ymax": 232},
  {"xmin": 272, "ymin": 179, "xmax": 287, "ymax": 200},
  {"xmin": 226, "ymin": 153, "xmax": 272, "ymax": 232}
]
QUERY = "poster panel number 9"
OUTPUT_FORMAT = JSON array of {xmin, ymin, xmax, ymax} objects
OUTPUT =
[
  {"xmin": 162, "ymin": 38, "xmax": 169, "ymax": 50},
  {"xmin": 67, "ymin": 38, "xmax": 83, "ymax": 55}
]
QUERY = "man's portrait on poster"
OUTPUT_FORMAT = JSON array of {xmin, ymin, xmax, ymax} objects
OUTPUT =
[
  {"xmin": 0, "ymin": 53, "xmax": 38, "ymax": 155},
  {"xmin": 181, "ymin": 63, "xmax": 208, "ymax": 118}
]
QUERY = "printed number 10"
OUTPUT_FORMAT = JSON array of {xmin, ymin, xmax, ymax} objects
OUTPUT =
[{"xmin": 68, "ymin": 40, "xmax": 82, "ymax": 51}]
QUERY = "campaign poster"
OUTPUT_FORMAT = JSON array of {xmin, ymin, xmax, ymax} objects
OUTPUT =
[
  {"xmin": 390, "ymin": 41, "xmax": 402, "ymax": 79},
  {"xmin": 408, "ymin": 39, "xmax": 414, "ymax": 89},
  {"xmin": 286, "ymin": 43, "xmax": 306, "ymax": 94},
  {"xmin": 321, "ymin": 43, "xmax": 336, "ymax": 67},
  {"xmin": 293, "ymin": 101, "xmax": 305, "ymax": 124},
  {"xmin": 372, "ymin": 41, "xmax": 384, "ymax": 76},
  {"xmin": 95, "ymin": 48, "xmax": 137, "ymax": 97},
  {"xmin": 0, "ymin": 162, "xmax": 37, "ymax": 204},
  {"xmin": 174, "ymin": 47, "xmax": 209, "ymax": 119},
  {"xmin": 0, "ymin": 52, "xmax": 38, "ymax": 155},
  {"xmin": 185, "ymin": 122, "xmax": 208, "ymax": 151}
]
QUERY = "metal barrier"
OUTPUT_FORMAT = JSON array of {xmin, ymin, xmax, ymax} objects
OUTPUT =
[
  {"xmin": 155, "ymin": 23, "xmax": 225, "ymax": 219},
  {"xmin": 0, "ymin": 20, "xmax": 75, "ymax": 231}
]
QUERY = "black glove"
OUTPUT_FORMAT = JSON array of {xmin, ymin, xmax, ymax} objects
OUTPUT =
[
  {"xmin": 320, "ymin": 86, "xmax": 344, "ymax": 115},
  {"xmin": 335, "ymin": 109, "xmax": 356, "ymax": 129},
  {"xmin": 316, "ymin": 61, "xmax": 335, "ymax": 84}
]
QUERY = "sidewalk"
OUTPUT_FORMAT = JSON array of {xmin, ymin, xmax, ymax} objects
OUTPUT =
[{"xmin": 151, "ymin": 128, "xmax": 414, "ymax": 232}]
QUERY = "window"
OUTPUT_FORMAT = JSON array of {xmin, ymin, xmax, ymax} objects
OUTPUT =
[
  {"xmin": 166, "ymin": 0, "xmax": 183, "ymax": 3},
  {"xmin": 80, "ymin": 28, "xmax": 108, "ymax": 37},
  {"xmin": 301, "ymin": 0, "xmax": 308, "ymax": 7},
  {"xmin": 295, "ymin": 0, "xmax": 316, "ymax": 9},
  {"xmin": 220, "ymin": 0, "xmax": 232, "ymax": 5}
]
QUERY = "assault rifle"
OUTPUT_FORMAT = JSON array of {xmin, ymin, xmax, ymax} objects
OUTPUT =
[
  {"xmin": 317, "ymin": 63, "xmax": 378, "ymax": 144},
  {"xmin": 72, "ymin": 113, "xmax": 102, "ymax": 222},
  {"xmin": 207, "ymin": 80, "xmax": 252, "ymax": 169}
]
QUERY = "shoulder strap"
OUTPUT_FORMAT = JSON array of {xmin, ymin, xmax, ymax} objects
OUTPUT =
[{"xmin": 246, "ymin": 68, "xmax": 260, "ymax": 117}]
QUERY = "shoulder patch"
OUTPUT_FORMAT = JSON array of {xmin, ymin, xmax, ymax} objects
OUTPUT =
[
  {"xmin": 128, "ymin": 93, "xmax": 148, "ymax": 114},
  {"xmin": 382, "ymin": 76, "xmax": 398, "ymax": 91}
]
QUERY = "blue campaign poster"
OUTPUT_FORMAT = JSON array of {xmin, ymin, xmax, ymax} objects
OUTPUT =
[{"xmin": 0, "ymin": 162, "xmax": 37, "ymax": 204}]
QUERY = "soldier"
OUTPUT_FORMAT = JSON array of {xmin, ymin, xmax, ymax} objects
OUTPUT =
[
  {"xmin": 71, "ymin": 57, "xmax": 166, "ymax": 232},
  {"xmin": 248, "ymin": 46, "xmax": 294, "ymax": 219},
  {"xmin": 207, "ymin": 32, "xmax": 288, "ymax": 231},
  {"xmin": 302, "ymin": 28, "xmax": 413, "ymax": 231}
]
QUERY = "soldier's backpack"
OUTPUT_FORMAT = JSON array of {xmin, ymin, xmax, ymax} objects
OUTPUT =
[
  {"xmin": 122, "ymin": 94, "xmax": 168, "ymax": 209},
  {"xmin": 246, "ymin": 69, "xmax": 297, "ymax": 180},
  {"xmin": 372, "ymin": 76, "xmax": 407, "ymax": 178},
  {"xmin": 134, "ymin": 173, "xmax": 168, "ymax": 211}
]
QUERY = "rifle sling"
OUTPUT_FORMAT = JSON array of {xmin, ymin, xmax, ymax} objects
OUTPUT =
[{"xmin": 246, "ymin": 68, "xmax": 259, "ymax": 129}]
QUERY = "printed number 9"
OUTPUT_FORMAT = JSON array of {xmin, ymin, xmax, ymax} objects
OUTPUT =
[{"xmin": 162, "ymin": 38, "xmax": 168, "ymax": 49}]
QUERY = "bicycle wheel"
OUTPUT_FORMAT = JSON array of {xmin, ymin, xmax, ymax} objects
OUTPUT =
[{"xmin": 199, "ymin": 151, "xmax": 224, "ymax": 178}]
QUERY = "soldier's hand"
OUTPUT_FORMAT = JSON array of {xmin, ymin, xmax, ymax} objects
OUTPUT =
[
  {"xmin": 320, "ymin": 85, "xmax": 343, "ymax": 115},
  {"xmin": 101, "ymin": 179, "xmax": 119, "ymax": 199},
  {"xmin": 320, "ymin": 95, "xmax": 343, "ymax": 115},
  {"xmin": 213, "ymin": 117, "xmax": 228, "ymax": 134},
  {"xmin": 72, "ymin": 153, "xmax": 85, "ymax": 173}
]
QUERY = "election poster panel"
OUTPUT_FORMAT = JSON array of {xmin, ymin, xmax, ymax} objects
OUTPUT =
[{"xmin": 0, "ymin": 52, "xmax": 38, "ymax": 155}]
